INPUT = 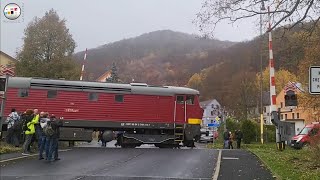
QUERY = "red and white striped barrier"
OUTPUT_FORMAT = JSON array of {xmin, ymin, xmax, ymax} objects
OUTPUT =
[
  {"xmin": 268, "ymin": 6, "xmax": 277, "ymax": 112},
  {"xmin": 80, "ymin": 48, "xmax": 88, "ymax": 81}
]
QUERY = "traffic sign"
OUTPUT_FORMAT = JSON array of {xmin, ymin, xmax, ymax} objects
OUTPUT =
[
  {"xmin": 309, "ymin": 66, "xmax": 320, "ymax": 94},
  {"xmin": 208, "ymin": 119, "xmax": 220, "ymax": 127},
  {"xmin": 215, "ymin": 116, "xmax": 220, "ymax": 121},
  {"xmin": 208, "ymin": 123, "xmax": 219, "ymax": 127}
]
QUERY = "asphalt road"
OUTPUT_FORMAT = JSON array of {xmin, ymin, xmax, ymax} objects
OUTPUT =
[
  {"xmin": 218, "ymin": 150, "xmax": 274, "ymax": 180},
  {"xmin": 0, "ymin": 145, "xmax": 218, "ymax": 180}
]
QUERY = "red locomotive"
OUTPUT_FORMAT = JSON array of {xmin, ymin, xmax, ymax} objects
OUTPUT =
[{"xmin": 1, "ymin": 77, "xmax": 203, "ymax": 148}]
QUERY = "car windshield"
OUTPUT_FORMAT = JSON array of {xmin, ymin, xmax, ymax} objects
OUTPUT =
[{"xmin": 299, "ymin": 127, "xmax": 311, "ymax": 135}]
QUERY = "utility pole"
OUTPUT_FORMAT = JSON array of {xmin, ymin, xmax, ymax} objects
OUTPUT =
[
  {"xmin": 260, "ymin": 0, "xmax": 266, "ymax": 144},
  {"xmin": 222, "ymin": 106, "xmax": 226, "ymax": 132}
]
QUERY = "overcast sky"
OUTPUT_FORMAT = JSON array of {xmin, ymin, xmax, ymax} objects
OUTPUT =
[{"xmin": 1, "ymin": 0, "xmax": 260, "ymax": 58}]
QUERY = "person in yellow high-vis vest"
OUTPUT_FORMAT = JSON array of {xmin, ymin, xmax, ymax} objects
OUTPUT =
[{"xmin": 22, "ymin": 110, "xmax": 40, "ymax": 155}]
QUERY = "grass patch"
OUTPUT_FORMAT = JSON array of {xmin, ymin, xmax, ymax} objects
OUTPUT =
[
  {"xmin": 207, "ymin": 141, "xmax": 320, "ymax": 180},
  {"xmin": 0, "ymin": 141, "xmax": 22, "ymax": 154},
  {"xmin": 245, "ymin": 143, "xmax": 320, "ymax": 180}
]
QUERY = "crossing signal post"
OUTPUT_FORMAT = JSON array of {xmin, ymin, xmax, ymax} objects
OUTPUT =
[{"xmin": 284, "ymin": 90, "xmax": 298, "ymax": 107}]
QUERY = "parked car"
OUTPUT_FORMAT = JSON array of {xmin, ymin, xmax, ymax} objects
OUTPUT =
[
  {"xmin": 198, "ymin": 128, "xmax": 217, "ymax": 143},
  {"xmin": 291, "ymin": 122, "xmax": 320, "ymax": 149}
]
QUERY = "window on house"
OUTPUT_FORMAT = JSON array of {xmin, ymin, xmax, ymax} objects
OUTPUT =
[
  {"xmin": 88, "ymin": 92, "xmax": 99, "ymax": 101},
  {"xmin": 176, "ymin": 96, "xmax": 184, "ymax": 104},
  {"xmin": 281, "ymin": 102, "xmax": 283, "ymax": 108},
  {"xmin": 292, "ymin": 113, "xmax": 295, "ymax": 119},
  {"xmin": 297, "ymin": 113, "xmax": 300, "ymax": 119},
  {"xmin": 115, "ymin": 95, "xmax": 124, "ymax": 102},
  {"xmin": 285, "ymin": 114, "xmax": 287, "ymax": 119},
  {"xmin": 47, "ymin": 90, "xmax": 57, "ymax": 99},
  {"xmin": 18, "ymin": 89, "xmax": 29, "ymax": 97},
  {"xmin": 186, "ymin": 95, "xmax": 194, "ymax": 105},
  {"xmin": 281, "ymin": 114, "xmax": 284, "ymax": 120},
  {"xmin": 264, "ymin": 107, "xmax": 267, "ymax": 113}
]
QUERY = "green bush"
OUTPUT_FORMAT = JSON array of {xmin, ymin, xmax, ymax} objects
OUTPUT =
[
  {"xmin": 241, "ymin": 120, "xmax": 257, "ymax": 144},
  {"xmin": 264, "ymin": 125, "xmax": 276, "ymax": 143}
]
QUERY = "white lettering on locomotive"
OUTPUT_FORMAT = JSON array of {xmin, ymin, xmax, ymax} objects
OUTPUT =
[{"xmin": 65, "ymin": 108, "xmax": 79, "ymax": 112}]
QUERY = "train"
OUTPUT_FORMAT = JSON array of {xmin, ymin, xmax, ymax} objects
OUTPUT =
[{"xmin": 0, "ymin": 77, "xmax": 203, "ymax": 148}]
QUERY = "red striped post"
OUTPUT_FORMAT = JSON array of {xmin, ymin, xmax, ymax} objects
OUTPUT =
[
  {"xmin": 80, "ymin": 48, "xmax": 88, "ymax": 81},
  {"xmin": 268, "ymin": 6, "xmax": 277, "ymax": 112}
]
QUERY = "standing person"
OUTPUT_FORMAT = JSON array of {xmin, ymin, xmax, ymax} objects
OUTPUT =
[
  {"xmin": 35, "ymin": 111, "xmax": 45, "ymax": 151},
  {"xmin": 38, "ymin": 112, "xmax": 50, "ymax": 160},
  {"xmin": 228, "ymin": 132, "xmax": 234, "ymax": 149},
  {"xmin": 236, "ymin": 129, "xmax": 243, "ymax": 149},
  {"xmin": 47, "ymin": 115, "xmax": 63, "ymax": 161},
  {"xmin": 5, "ymin": 108, "xmax": 20, "ymax": 146},
  {"xmin": 22, "ymin": 109, "xmax": 39, "ymax": 155},
  {"xmin": 223, "ymin": 129, "xmax": 230, "ymax": 149}
]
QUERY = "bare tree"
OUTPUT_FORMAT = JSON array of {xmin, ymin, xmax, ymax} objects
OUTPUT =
[{"xmin": 195, "ymin": 0, "xmax": 320, "ymax": 36}]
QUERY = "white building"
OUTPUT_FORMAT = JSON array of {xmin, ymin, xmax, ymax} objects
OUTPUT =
[{"xmin": 200, "ymin": 99, "xmax": 221, "ymax": 127}]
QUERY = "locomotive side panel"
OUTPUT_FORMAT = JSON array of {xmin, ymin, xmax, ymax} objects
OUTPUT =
[{"xmin": 4, "ymin": 87, "xmax": 175, "ymax": 124}]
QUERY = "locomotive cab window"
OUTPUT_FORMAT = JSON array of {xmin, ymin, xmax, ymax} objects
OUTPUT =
[
  {"xmin": 115, "ymin": 94, "xmax": 124, "ymax": 102},
  {"xmin": 18, "ymin": 89, "xmax": 29, "ymax": 97},
  {"xmin": 47, "ymin": 90, "xmax": 57, "ymax": 99},
  {"xmin": 89, "ymin": 92, "xmax": 99, "ymax": 101},
  {"xmin": 186, "ymin": 95, "xmax": 194, "ymax": 105},
  {"xmin": 176, "ymin": 95, "xmax": 184, "ymax": 104}
]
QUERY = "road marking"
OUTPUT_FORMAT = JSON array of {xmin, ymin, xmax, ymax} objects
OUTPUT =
[
  {"xmin": 212, "ymin": 150, "xmax": 222, "ymax": 180},
  {"xmin": 0, "ymin": 149, "xmax": 72, "ymax": 163},
  {"xmin": 89, "ymin": 175, "xmax": 211, "ymax": 179},
  {"xmin": 222, "ymin": 157, "xmax": 239, "ymax": 160}
]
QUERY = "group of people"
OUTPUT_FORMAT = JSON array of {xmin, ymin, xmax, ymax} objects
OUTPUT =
[
  {"xmin": 223, "ymin": 129, "xmax": 243, "ymax": 149},
  {"xmin": 5, "ymin": 108, "xmax": 62, "ymax": 161}
]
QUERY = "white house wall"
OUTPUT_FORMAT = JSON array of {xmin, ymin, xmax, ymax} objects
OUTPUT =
[{"xmin": 201, "ymin": 99, "xmax": 221, "ymax": 127}]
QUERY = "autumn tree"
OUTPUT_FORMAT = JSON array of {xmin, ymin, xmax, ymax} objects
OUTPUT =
[
  {"xmin": 255, "ymin": 67, "xmax": 298, "ymax": 94},
  {"xmin": 195, "ymin": 0, "xmax": 320, "ymax": 37},
  {"xmin": 297, "ymin": 27, "xmax": 320, "ymax": 121},
  {"xmin": 230, "ymin": 72, "xmax": 257, "ymax": 120},
  {"xmin": 15, "ymin": 9, "xmax": 80, "ymax": 79},
  {"xmin": 187, "ymin": 73, "xmax": 202, "ymax": 91}
]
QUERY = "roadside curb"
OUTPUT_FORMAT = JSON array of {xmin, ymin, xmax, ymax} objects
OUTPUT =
[
  {"xmin": 246, "ymin": 149, "xmax": 280, "ymax": 180},
  {"xmin": 212, "ymin": 149, "xmax": 222, "ymax": 180},
  {"xmin": 0, "ymin": 149, "xmax": 72, "ymax": 163}
]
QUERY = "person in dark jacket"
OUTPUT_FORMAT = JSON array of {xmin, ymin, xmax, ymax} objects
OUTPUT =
[
  {"xmin": 5, "ymin": 108, "xmax": 20, "ymax": 147},
  {"xmin": 223, "ymin": 129, "xmax": 230, "ymax": 149},
  {"xmin": 235, "ymin": 129, "xmax": 243, "ymax": 149},
  {"xmin": 46, "ymin": 115, "xmax": 63, "ymax": 161}
]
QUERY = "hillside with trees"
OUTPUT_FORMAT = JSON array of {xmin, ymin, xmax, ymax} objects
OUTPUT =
[
  {"xmin": 187, "ymin": 24, "xmax": 320, "ymax": 119},
  {"xmin": 73, "ymin": 25, "xmax": 319, "ymax": 120},
  {"xmin": 74, "ymin": 30, "xmax": 235, "ymax": 84}
]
